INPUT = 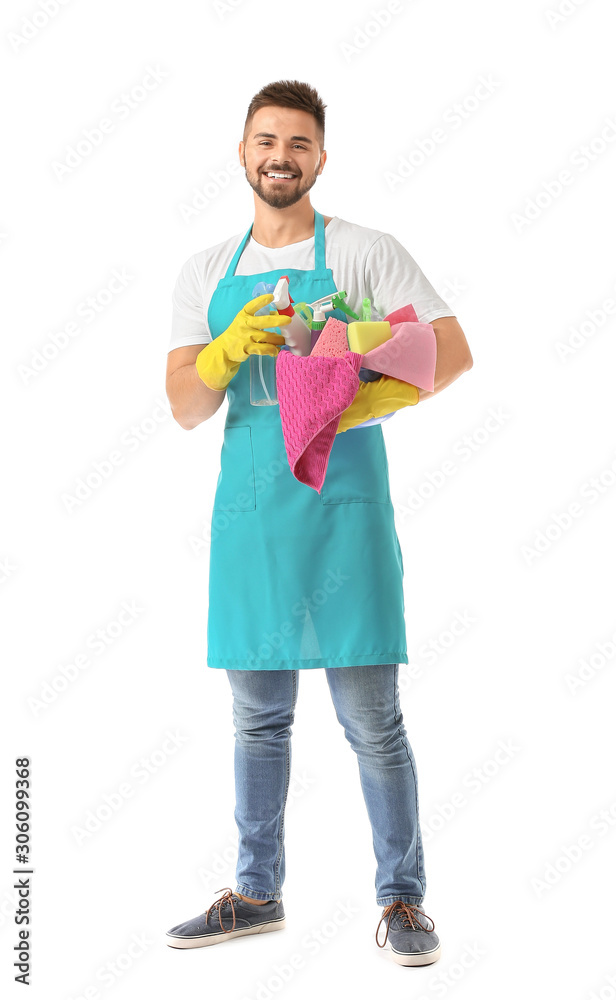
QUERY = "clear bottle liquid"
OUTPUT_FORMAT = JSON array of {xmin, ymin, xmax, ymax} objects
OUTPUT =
[
  {"xmin": 250, "ymin": 293, "xmax": 281, "ymax": 404},
  {"xmin": 250, "ymin": 352, "xmax": 279, "ymax": 405},
  {"xmin": 248, "ymin": 282, "xmax": 311, "ymax": 404}
]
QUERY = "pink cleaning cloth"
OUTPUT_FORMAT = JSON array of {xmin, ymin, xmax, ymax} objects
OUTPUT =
[
  {"xmin": 356, "ymin": 302, "xmax": 436, "ymax": 391},
  {"xmin": 276, "ymin": 350, "xmax": 364, "ymax": 493},
  {"xmin": 362, "ymin": 321, "xmax": 437, "ymax": 391},
  {"xmin": 384, "ymin": 303, "xmax": 419, "ymax": 325},
  {"xmin": 310, "ymin": 316, "xmax": 349, "ymax": 358}
]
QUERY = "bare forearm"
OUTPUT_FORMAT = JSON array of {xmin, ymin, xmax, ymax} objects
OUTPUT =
[
  {"xmin": 416, "ymin": 361, "xmax": 472, "ymax": 402},
  {"xmin": 167, "ymin": 363, "xmax": 226, "ymax": 430},
  {"xmin": 416, "ymin": 317, "xmax": 473, "ymax": 402}
]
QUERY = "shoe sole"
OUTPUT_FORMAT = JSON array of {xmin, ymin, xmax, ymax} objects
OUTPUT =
[
  {"xmin": 166, "ymin": 917, "xmax": 286, "ymax": 949},
  {"xmin": 389, "ymin": 942, "xmax": 441, "ymax": 966}
]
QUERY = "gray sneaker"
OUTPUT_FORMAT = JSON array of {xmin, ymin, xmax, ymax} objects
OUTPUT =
[
  {"xmin": 376, "ymin": 901, "xmax": 441, "ymax": 966},
  {"xmin": 166, "ymin": 887, "xmax": 286, "ymax": 949}
]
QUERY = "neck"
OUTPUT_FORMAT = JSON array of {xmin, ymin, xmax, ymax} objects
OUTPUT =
[{"xmin": 250, "ymin": 195, "xmax": 317, "ymax": 249}]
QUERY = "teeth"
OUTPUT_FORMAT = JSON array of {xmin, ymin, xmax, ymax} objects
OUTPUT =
[{"xmin": 266, "ymin": 172, "xmax": 295, "ymax": 179}]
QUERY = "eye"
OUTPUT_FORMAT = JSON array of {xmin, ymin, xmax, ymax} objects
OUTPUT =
[{"xmin": 258, "ymin": 141, "xmax": 307, "ymax": 150}]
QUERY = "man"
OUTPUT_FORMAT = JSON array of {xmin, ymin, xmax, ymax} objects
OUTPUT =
[{"xmin": 165, "ymin": 80, "xmax": 472, "ymax": 967}]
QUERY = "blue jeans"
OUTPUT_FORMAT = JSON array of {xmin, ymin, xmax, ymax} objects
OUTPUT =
[{"xmin": 225, "ymin": 663, "xmax": 426, "ymax": 907}]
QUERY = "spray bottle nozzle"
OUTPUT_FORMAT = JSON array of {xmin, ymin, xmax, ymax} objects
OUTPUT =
[
  {"xmin": 307, "ymin": 290, "xmax": 361, "ymax": 322},
  {"xmin": 308, "ymin": 291, "xmax": 339, "ymax": 311}
]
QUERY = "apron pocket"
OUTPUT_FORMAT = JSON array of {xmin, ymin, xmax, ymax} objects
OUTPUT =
[
  {"xmin": 320, "ymin": 426, "xmax": 391, "ymax": 505},
  {"xmin": 213, "ymin": 425, "xmax": 256, "ymax": 512}
]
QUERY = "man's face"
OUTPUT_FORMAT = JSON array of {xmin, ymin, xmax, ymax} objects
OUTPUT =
[{"xmin": 239, "ymin": 106, "xmax": 326, "ymax": 209}]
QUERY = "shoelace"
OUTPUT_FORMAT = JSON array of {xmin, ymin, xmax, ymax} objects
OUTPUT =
[
  {"xmin": 375, "ymin": 901, "xmax": 436, "ymax": 948},
  {"xmin": 205, "ymin": 887, "xmax": 243, "ymax": 934}
]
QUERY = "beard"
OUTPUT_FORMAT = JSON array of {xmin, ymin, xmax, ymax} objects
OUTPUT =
[{"xmin": 244, "ymin": 161, "xmax": 320, "ymax": 208}]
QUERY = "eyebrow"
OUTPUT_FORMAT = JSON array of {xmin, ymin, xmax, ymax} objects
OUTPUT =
[{"xmin": 253, "ymin": 132, "xmax": 314, "ymax": 144}]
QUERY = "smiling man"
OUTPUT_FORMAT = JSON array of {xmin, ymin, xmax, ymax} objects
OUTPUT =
[
  {"xmin": 244, "ymin": 126, "xmax": 321, "ymax": 208},
  {"xmin": 165, "ymin": 79, "xmax": 472, "ymax": 967}
]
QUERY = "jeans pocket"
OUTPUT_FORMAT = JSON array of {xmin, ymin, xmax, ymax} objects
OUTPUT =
[{"xmin": 213, "ymin": 425, "xmax": 256, "ymax": 512}]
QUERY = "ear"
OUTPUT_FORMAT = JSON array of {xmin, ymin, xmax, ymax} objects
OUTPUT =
[{"xmin": 238, "ymin": 140, "xmax": 245, "ymax": 167}]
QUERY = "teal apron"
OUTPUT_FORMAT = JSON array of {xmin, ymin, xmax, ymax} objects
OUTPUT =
[{"xmin": 206, "ymin": 209, "xmax": 408, "ymax": 670}]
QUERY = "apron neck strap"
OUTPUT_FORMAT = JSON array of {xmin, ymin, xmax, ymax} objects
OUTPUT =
[
  {"xmin": 224, "ymin": 208, "xmax": 326, "ymax": 279},
  {"xmin": 313, "ymin": 209, "xmax": 326, "ymax": 270}
]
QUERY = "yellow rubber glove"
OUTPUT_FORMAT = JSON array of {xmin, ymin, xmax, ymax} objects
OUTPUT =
[
  {"xmin": 196, "ymin": 294, "xmax": 292, "ymax": 391},
  {"xmin": 336, "ymin": 374, "xmax": 419, "ymax": 433}
]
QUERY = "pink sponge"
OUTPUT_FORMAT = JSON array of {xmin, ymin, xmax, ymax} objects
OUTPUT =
[{"xmin": 310, "ymin": 317, "xmax": 350, "ymax": 358}]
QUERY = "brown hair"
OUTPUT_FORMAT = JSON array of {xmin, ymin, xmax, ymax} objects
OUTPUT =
[{"xmin": 243, "ymin": 80, "xmax": 326, "ymax": 150}]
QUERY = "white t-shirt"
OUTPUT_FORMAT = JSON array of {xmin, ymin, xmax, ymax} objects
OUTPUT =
[{"xmin": 169, "ymin": 215, "xmax": 453, "ymax": 352}]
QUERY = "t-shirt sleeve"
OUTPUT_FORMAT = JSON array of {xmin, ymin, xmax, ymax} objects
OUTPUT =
[
  {"xmin": 168, "ymin": 254, "xmax": 211, "ymax": 352},
  {"xmin": 363, "ymin": 233, "xmax": 454, "ymax": 324}
]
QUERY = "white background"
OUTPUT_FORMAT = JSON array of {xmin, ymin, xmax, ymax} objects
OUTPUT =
[{"xmin": 3, "ymin": 0, "xmax": 616, "ymax": 996}]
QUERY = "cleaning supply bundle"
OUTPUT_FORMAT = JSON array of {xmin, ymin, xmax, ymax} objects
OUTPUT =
[{"xmin": 241, "ymin": 285, "xmax": 438, "ymax": 493}]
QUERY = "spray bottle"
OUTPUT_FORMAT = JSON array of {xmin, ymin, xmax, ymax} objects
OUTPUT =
[
  {"xmin": 249, "ymin": 277, "xmax": 312, "ymax": 405},
  {"xmin": 270, "ymin": 276, "xmax": 312, "ymax": 356}
]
